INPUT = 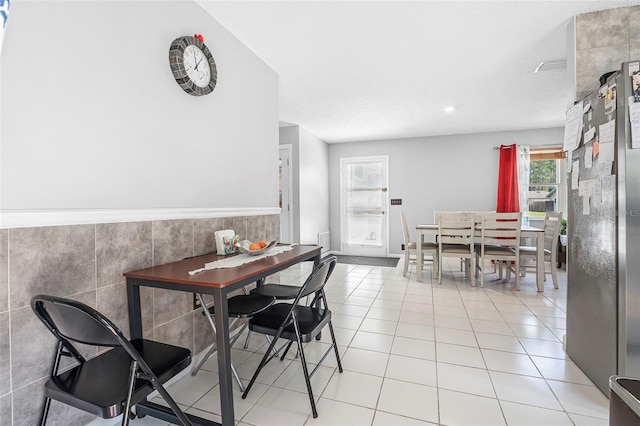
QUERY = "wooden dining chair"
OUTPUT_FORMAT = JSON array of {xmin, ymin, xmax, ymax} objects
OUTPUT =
[
  {"xmin": 437, "ymin": 212, "xmax": 476, "ymax": 285},
  {"xmin": 475, "ymin": 212, "xmax": 522, "ymax": 289},
  {"xmin": 401, "ymin": 211, "xmax": 438, "ymax": 277},
  {"xmin": 519, "ymin": 211, "xmax": 562, "ymax": 289}
]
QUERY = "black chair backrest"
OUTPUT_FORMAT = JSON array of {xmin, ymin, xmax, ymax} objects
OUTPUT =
[
  {"xmin": 298, "ymin": 255, "xmax": 337, "ymax": 300},
  {"xmin": 32, "ymin": 295, "xmax": 126, "ymax": 348}
]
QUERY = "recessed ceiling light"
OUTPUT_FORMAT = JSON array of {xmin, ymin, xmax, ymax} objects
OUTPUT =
[
  {"xmin": 444, "ymin": 106, "xmax": 455, "ymax": 113},
  {"xmin": 535, "ymin": 59, "xmax": 567, "ymax": 73}
]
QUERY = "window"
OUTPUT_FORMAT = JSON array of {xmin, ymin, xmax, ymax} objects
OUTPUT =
[{"xmin": 527, "ymin": 147, "xmax": 565, "ymax": 220}]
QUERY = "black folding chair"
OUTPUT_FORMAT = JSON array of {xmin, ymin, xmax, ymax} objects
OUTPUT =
[
  {"xmin": 241, "ymin": 255, "xmax": 343, "ymax": 418},
  {"xmin": 31, "ymin": 294, "xmax": 193, "ymax": 426}
]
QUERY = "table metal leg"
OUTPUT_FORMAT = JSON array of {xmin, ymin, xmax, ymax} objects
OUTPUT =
[
  {"xmin": 126, "ymin": 279, "xmax": 143, "ymax": 339},
  {"xmin": 212, "ymin": 289, "xmax": 235, "ymax": 426}
]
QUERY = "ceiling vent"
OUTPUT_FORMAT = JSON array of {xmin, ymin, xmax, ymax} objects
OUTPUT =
[{"xmin": 534, "ymin": 59, "xmax": 567, "ymax": 73}]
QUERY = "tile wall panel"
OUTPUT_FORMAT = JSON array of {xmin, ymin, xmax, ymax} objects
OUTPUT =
[
  {"xmin": 0, "ymin": 229, "xmax": 7, "ymax": 312},
  {"xmin": 153, "ymin": 287, "xmax": 193, "ymax": 327},
  {"xmin": 193, "ymin": 309, "xmax": 213, "ymax": 354},
  {"xmin": 574, "ymin": 6, "xmax": 640, "ymax": 99},
  {"xmin": 576, "ymin": 44, "xmax": 629, "ymax": 96},
  {"xmin": 0, "ymin": 393, "xmax": 11, "ymax": 425},
  {"xmin": 10, "ymin": 305, "xmax": 57, "ymax": 392},
  {"xmin": 0, "ymin": 312, "xmax": 9, "ymax": 396},
  {"xmin": 141, "ymin": 286, "xmax": 155, "ymax": 335},
  {"xmin": 11, "ymin": 378, "xmax": 45, "ymax": 426},
  {"xmin": 194, "ymin": 217, "xmax": 224, "ymax": 256},
  {"xmin": 97, "ymin": 221, "xmax": 152, "ymax": 287},
  {"xmin": 224, "ymin": 216, "xmax": 248, "ymax": 241},
  {"xmin": 154, "ymin": 313, "xmax": 193, "ymax": 352},
  {"xmin": 575, "ymin": 7, "xmax": 629, "ymax": 50},
  {"xmin": 9, "ymin": 225, "xmax": 96, "ymax": 310},
  {"xmin": 246, "ymin": 215, "xmax": 266, "ymax": 242},
  {"xmin": 97, "ymin": 282, "xmax": 130, "ymax": 338},
  {"xmin": 153, "ymin": 219, "xmax": 194, "ymax": 265},
  {"xmin": 265, "ymin": 214, "xmax": 280, "ymax": 242}
]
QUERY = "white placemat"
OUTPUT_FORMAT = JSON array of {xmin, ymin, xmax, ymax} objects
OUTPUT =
[{"xmin": 188, "ymin": 244, "xmax": 296, "ymax": 275}]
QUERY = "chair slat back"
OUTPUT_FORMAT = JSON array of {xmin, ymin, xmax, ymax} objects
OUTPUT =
[
  {"xmin": 543, "ymin": 211, "xmax": 562, "ymax": 251},
  {"xmin": 32, "ymin": 295, "xmax": 124, "ymax": 347},
  {"xmin": 400, "ymin": 211, "xmax": 411, "ymax": 245},
  {"xmin": 438, "ymin": 212, "xmax": 475, "ymax": 245},
  {"xmin": 480, "ymin": 212, "xmax": 522, "ymax": 247}
]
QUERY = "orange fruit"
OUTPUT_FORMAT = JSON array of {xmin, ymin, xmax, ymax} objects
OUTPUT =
[
  {"xmin": 249, "ymin": 242, "xmax": 261, "ymax": 251},
  {"xmin": 257, "ymin": 240, "xmax": 267, "ymax": 248}
]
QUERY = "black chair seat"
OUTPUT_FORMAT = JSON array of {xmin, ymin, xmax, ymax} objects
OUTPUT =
[
  {"xmin": 249, "ymin": 303, "xmax": 331, "ymax": 344},
  {"xmin": 250, "ymin": 284, "xmax": 301, "ymax": 300},
  {"xmin": 45, "ymin": 339, "xmax": 191, "ymax": 418},
  {"xmin": 204, "ymin": 294, "xmax": 275, "ymax": 318}
]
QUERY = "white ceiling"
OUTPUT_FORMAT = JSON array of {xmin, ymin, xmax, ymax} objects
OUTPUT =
[{"xmin": 199, "ymin": 0, "xmax": 640, "ymax": 143}]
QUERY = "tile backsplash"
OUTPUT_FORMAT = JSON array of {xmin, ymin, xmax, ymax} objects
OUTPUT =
[{"xmin": 0, "ymin": 214, "xmax": 279, "ymax": 425}]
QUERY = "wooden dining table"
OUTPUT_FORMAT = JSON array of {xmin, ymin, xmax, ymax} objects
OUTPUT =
[
  {"xmin": 124, "ymin": 244, "xmax": 322, "ymax": 426},
  {"xmin": 415, "ymin": 224, "xmax": 546, "ymax": 291}
]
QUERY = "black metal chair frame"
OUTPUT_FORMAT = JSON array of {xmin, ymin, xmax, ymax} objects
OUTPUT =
[
  {"xmin": 31, "ymin": 294, "xmax": 193, "ymax": 426},
  {"xmin": 240, "ymin": 255, "xmax": 343, "ymax": 418},
  {"xmin": 190, "ymin": 292, "xmax": 275, "ymax": 392}
]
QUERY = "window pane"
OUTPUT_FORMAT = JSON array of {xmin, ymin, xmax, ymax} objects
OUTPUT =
[
  {"xmin": 528, "ymin": 184, "xmax": 558, "ymax": 213},
  {"xmin": 530, "ymin": 159, "xmax": 557, "ymax": 184}
]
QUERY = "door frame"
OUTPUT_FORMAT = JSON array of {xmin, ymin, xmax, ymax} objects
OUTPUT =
[
  {"xmin": 279, "ymin": 145, "xmax": 294, "ymax": 243},
  {"xmin": 339, "ymin": 155, "xmax": 389, "ymax": 256}
]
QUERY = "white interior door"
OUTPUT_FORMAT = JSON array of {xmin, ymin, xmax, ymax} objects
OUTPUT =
[
  {"xmin": 279, "ymin": 145, "xmax": 293, "ymax": 243},
  {"xmin": 340, "ymin": 156, "xmax": 389, "ymax": 256}
]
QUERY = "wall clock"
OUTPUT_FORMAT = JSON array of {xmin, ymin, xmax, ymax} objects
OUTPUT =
[{"xmin": 169, "ymin": 35, "xmax": 217, "ymax": 96}]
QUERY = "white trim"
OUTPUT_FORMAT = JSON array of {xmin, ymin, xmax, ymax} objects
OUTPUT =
[{"xmin": 0, "ymin": 207, "xmax": 281, "ymax": 229}]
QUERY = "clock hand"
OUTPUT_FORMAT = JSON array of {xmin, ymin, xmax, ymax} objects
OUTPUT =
[
  {"xmin": 193, "ymin": 50, "xmax": 199, "ymax": 70},
  {"xmin": 195, "ymin": 56, "xmax": 203, "ymax": 69}
]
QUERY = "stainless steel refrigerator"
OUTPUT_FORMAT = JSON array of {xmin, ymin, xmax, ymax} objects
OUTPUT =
[{"xmin": 566, "ymin": 60, "xmax": 640, "ymax": 394}]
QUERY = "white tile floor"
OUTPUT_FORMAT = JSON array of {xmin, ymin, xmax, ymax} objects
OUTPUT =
[{"xmin": 98, "ymin": 258, "xmax": 610, "ymax": 426}]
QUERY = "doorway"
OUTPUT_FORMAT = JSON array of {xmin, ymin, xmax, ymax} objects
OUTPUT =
[
  {"xmin": 279, "ymin": 145, "xmax": 293, "ymax": 243},
  {"xmin": 340, "ymin": 155, "xmax": 389, "ymax": 256}
]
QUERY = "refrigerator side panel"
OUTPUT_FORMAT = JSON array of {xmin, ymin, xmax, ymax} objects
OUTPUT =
[
  {"xmin": 566, "ymin": 87, "xmax": 618, "ymax": 394},
  {"xmin": 617, "ymin": 61, "xmax": 640, "ymax": 378}
]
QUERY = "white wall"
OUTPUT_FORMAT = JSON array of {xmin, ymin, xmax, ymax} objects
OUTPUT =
[
  {"xmin": 329, "ymin": 127, "xmax": 565, "ymax": 255},
  {"xmin": 1, "ymin": 1, "xmax": 279, "ymax": 212},
  {"xmin": 279, "ymin": 125, "xmax": 330, "ymax": 245},
  {"xmin": 298, "ymin": 126, "xmax": 329, "ymax": 244}
]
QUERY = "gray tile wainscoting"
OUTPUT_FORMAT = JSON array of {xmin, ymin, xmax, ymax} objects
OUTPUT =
[{"xmin": 0, "ymin": 214, "xmax": 279, "ymax": 425}]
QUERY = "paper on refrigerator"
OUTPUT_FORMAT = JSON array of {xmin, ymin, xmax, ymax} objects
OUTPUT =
[{"xmin": 564, "ymin": 101, "xmax": 584, "ymax": 152}]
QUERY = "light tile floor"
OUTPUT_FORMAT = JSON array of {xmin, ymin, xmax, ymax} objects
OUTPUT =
[{"xmin": 98, "ymin": 258, "xmax": 610, "ymax": 426}]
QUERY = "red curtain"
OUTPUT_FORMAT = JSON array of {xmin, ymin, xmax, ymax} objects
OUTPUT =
[{"xmin": 496, "ymin": 144, "xmax": 520, "ymax": 213}]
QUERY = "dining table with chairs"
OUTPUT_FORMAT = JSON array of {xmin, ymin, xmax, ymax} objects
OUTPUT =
[{"xmin": 415, "ymin": 212, "xmax": 547, "ymax": 292}]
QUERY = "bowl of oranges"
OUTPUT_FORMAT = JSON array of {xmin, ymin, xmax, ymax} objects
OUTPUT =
[{"xmin": 238, "ymin": 239, "xmax": 278, "ymax": 256}]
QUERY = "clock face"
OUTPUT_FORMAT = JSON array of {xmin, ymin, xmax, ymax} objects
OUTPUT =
[
  {"xmin": 183, "ymin": 45, "xmax": 211, "ymax": 88},
  {"xmin": 169, "ymin": 36, "xmax": 217, "ymax": 96}
]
